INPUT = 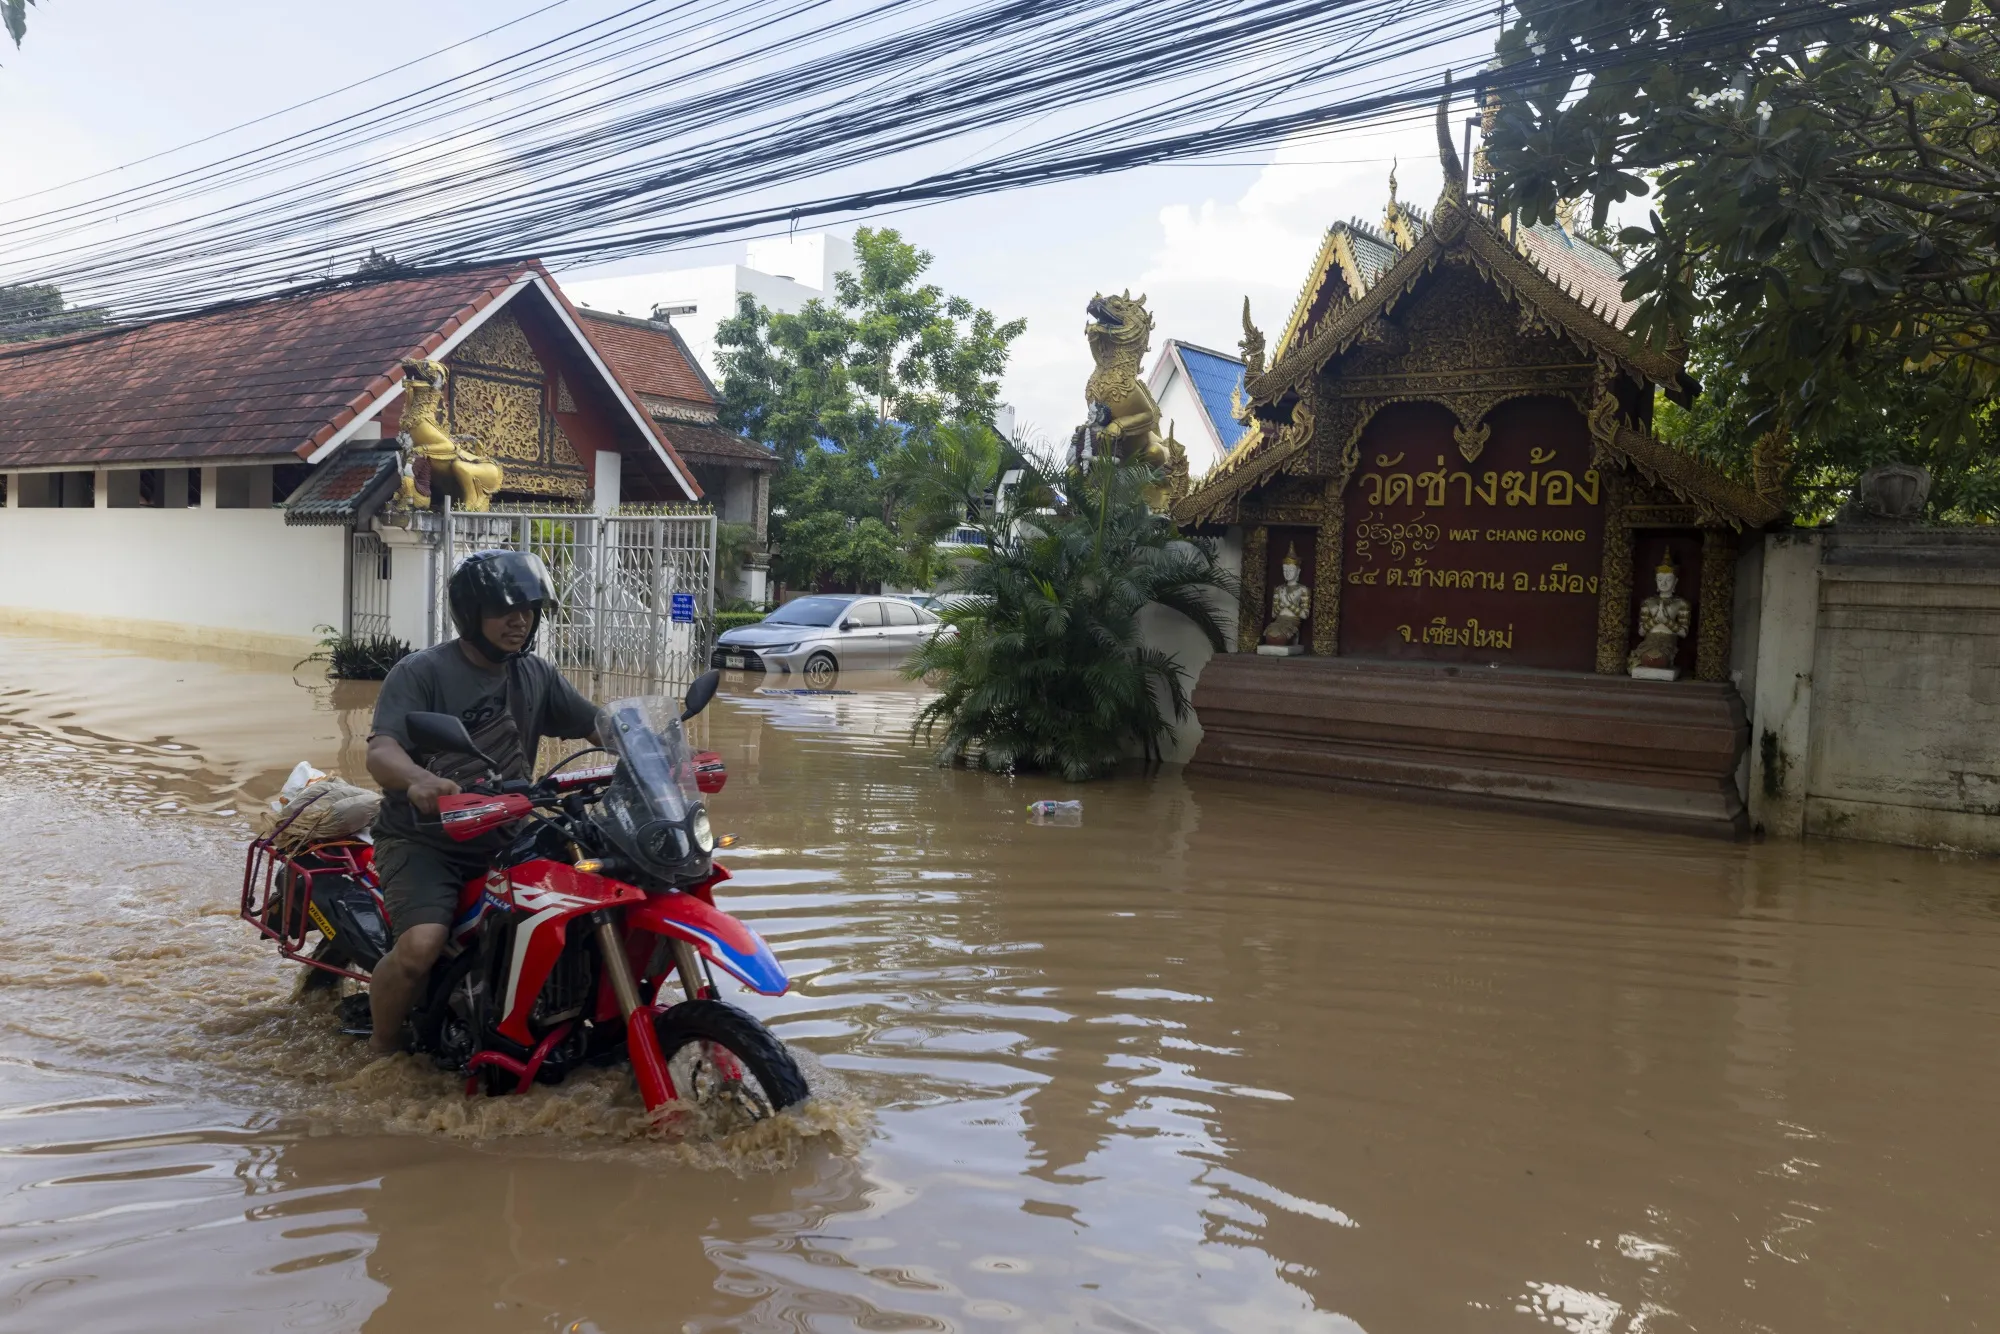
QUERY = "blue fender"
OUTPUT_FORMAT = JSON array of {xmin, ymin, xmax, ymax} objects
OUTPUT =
[{"xmin": 626, "ymin": 890, "xmax": 789, "ymax": 996}]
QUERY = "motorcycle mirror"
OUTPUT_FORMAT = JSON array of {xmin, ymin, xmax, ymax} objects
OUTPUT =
[
  {"xmin": 406, "ymin": 710, "xmax": 498, "ymax": 770},
  {"xmin": 680, "ymin": 669, "xmax": 720, "ymax": 722}
]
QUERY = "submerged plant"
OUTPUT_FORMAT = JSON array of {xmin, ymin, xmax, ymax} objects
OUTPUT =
[
  {"xmin": 301, "ymin": 626, "xmax": 414, "ymax": 681},
  {"xmin": 907, "ymin": 457, "xmax": 1237, "ymax": 780}
]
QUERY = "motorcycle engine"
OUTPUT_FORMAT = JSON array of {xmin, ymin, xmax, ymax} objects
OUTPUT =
[{"xmin": 531, "ymin": 933, "xmax": 594, "ymax": 1029}]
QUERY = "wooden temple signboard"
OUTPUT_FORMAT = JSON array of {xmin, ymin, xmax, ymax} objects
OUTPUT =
[
  {"xmin": 1339, "ymin": 396, "xmax": 1605, "ymax": 670},
  {"xmin": 1172, "ymin": 99, "xmax": 1784, "ymax": 833}
]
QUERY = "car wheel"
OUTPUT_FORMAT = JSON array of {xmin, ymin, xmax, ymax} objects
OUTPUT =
[{"xmin": 802, "ymin": 651, "xmax": 839, "ymax": 690}]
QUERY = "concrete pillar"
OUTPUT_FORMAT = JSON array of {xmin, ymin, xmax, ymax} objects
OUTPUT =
[
  {"xmin": 752, "ymin": 469, "xmax": 770, "ymax": 543},
  {"xmin": 593, "ymin": 450, "xmax": 622, "ymax": 515},
  {"xmin": 1746, "ymin": 531, "xmax": 1823, "ymax": 837},
  {"xmin": 3, "ymin": 473, "xmax": 15, "ymax": 509},
  {"xmin": 93, "ymin": 467, "xmax": 110, "ymax": 509},
  {"xmin": 199, "ymin": 466, "xmax": 219, "ymax": 510}
]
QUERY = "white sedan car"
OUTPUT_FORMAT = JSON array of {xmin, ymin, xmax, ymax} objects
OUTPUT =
[{"xmin": 711, "ymin": 594, "xmax": 948, "ymax": 688}]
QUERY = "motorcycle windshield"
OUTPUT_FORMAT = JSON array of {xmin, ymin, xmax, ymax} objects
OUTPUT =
[{"xmin": 594, "ymin": 696, "xmax": 705, "ymax": 877}]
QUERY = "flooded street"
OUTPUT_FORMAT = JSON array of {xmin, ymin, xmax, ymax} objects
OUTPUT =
[{"xmin": 1, "ymin": 627, "xmax": 1997, "ymax": 1333}]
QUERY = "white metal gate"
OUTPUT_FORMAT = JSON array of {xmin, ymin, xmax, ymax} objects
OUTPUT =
[
  {"xmin": 348, "ymin": 530, "xmax": 393, "ymax": 640},
  {"xmin": 414, "ymin": 503, "xmax": 716, "ymax": 689}
]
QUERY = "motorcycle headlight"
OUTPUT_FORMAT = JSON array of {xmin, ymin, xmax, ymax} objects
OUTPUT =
[
  {"xmin": 646, "ymin": 822, "xmax": 689, "ymax": 863},
  {"xmin": 691, "ymin": 808, "xmax": 714, "ymax": 853}
]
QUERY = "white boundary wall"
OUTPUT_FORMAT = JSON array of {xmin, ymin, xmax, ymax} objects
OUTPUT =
[{"xmin": 0, "ymin": 507, "xmax": 345, "ymax": 655}]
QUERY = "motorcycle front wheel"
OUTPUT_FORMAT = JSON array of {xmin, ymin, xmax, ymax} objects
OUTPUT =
[{"xmin": 653, "ymin": 999, "xmax": 808, "ymax": 1122}]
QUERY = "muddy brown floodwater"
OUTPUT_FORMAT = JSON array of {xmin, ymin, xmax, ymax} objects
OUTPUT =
[{"xmin": 1, "ymin": 627, "xmax": 1998, "ymax": 1333}]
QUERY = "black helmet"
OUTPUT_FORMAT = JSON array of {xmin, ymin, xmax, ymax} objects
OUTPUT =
[{"xmin": 449, "ymin": 549, "xmax": 554, "ymax": 662}]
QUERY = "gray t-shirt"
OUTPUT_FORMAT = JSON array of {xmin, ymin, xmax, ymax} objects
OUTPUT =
[{"xmin": 369, "ymin": 640, "xmax": 597, "ymax": 852}]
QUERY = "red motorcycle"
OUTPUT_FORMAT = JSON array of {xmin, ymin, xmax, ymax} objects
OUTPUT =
[{"xmin": 242, "ymin": 671, "xmax": 807, "ymax": 1120}]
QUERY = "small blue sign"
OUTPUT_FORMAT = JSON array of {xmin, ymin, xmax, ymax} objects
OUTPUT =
[{"xmin": 670, "ymin": 592, "xmax": 696, "ymax": 624}]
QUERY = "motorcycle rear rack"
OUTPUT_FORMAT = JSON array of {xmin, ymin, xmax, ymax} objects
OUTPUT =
[{"xmin": 241, "ymin": 835, "xmax": 382, "ymax": 984}]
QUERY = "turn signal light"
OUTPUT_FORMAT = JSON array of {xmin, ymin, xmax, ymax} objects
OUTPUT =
[{"xmin": 573, "ymin": 859, "xmax": 605, "ymax": 874}]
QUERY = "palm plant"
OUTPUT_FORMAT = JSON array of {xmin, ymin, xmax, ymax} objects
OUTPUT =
[{"xmin": 908, "ymin": 456, "xmax": 1238, "ymax": 780}]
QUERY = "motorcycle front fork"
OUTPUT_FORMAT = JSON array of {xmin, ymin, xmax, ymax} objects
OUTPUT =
[{"xmin": 589, "ymin": 911, "xmax": 709, "ymax": 1112}]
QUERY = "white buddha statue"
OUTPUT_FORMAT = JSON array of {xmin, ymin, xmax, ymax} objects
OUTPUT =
[
  {"xmin": 1628, "ymin": 554, "xmax": 1692, "ymax": 679},
  {"xmin": 1259, "ymin": 543, "xmax": 1312, "ymax": 655}
]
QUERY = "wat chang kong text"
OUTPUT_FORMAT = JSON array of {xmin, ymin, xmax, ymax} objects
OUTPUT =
[{"xmin": 1338, "ymin": 398, "xmax": 1607, "ymax": 670}]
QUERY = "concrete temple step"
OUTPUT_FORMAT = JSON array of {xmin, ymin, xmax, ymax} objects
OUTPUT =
[{"xmin": 1187, "ymin": 654, "xmax": 1749, "ymax": 836}]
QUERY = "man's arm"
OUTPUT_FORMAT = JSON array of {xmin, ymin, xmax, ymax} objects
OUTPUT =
[
  {"xmin": 367, "ymin": 734, "xmax": 460, "ymax": 815},
  {"xmin": 540, "ymin": 662, "xmax": 602, "ymax": 741}
]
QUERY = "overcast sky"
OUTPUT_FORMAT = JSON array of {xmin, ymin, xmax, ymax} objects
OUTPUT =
[{"xmin": 2, "ymin": 0, "xmax": 1478, "ymax": 445}]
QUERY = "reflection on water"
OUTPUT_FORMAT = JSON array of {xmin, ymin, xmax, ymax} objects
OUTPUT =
[{"xmin": 1, "ymin": 628, "xmax": 1998, "ymax": 1332}]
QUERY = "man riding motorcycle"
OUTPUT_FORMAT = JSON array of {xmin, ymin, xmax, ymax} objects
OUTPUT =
[{"xmin": 363, "ymin": 550, "xmax": 597, "ymax": 1057}]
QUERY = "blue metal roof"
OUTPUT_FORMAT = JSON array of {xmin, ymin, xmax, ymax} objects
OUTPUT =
[{"xmin": 1175, "ymin": 345, "xmax": 1250, "ymax": 451}]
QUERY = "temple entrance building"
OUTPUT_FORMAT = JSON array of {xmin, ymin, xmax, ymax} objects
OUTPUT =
[{"xmin": 1174, "ymin": 118, "xmax": 1782, "ymax": 835}]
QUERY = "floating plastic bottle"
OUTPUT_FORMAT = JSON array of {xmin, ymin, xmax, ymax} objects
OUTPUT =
[{"xmin": 1026, "ymin": 800, "xmax": 1082, "ymax": 827}]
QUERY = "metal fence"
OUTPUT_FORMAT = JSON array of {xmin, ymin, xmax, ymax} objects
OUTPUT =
[
  {"xmin": 413, "ymin": 502, "xmax": 716, "ymax": 691},
  {"xmin": 348, "ymin": 530, "xmax": 393, "ymax": 640}
]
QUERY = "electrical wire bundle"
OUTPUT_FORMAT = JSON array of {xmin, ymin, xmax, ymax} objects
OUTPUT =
[{"xmin": 0, "ymin": 0, "xmax": 1909, "ymax": 341}]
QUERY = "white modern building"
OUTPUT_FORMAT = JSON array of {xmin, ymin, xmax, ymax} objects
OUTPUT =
[{"xmin": 565, "ymin": 232, "xmax": 857, "ymax": 380}]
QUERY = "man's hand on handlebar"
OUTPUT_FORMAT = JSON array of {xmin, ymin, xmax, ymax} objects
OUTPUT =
[
  {"xmin": 406, "ymin": 773, "xmax": 462, "ymax": 815},
  {"xmin": 367, "ymin": 735, "xmax": 464, "ymax": 815}
]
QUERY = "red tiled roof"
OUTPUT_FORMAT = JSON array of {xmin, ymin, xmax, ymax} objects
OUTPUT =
[
  {"xmin": 0, "ymin": 263, "xmax": 533, "ymax": 470},
  {"xmin": 574, "ymin": 308, "xmax": 715, "ymax": 405}
]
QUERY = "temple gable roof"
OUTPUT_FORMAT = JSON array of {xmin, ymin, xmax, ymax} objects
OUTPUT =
[
  {"xmin": 1272, "ymin": 220, "xmax": 1401, "ymax": 364},
  {"xmin": 1177, "ymin": 167, "xmax": 1779, "ymax": 531},
  {"xmin": 1251, "ymin": 197, "xmax": 1692, "ymax": 408}
]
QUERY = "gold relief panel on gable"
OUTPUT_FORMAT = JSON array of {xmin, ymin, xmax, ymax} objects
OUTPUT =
[
  {"xmin": 451, "ymin": 375, "xmax": 545, "ymax": 463},
  {"xmin": 454, "ymin": 311, "xmax": 543, "ymax": 376}
]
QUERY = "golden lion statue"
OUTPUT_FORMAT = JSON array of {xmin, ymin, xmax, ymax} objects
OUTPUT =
[
  {"xmin": 394, "ymin": 358, "xmax": 503, "ymax": 513},
  {"xmin": 1082, "ymin": 291, "xmax": 1168, "ymax": 469}
]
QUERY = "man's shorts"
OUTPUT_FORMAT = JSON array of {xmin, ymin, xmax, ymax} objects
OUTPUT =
[{"xmin": 375, "ymin": 836, "xmax": 486, "ymax": 939}]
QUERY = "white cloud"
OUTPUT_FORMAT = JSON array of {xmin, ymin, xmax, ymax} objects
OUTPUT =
[{"xmin": 992, "ymin": 119, "xmax": 1450, "ymax": 442}]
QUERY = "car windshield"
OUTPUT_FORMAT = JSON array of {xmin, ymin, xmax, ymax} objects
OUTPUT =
[{"xmin": 765, "ymin": 596, "xmax": 851, "ymax": 627}]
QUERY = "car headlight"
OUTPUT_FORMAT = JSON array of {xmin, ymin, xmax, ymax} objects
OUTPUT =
[
  {"xmin": 762, "ymin": 642, "xmax": 800, "ymax": 655},
  {"xmin": 691, "ymin": 808, "xmax": 714, "ymax": 853}
]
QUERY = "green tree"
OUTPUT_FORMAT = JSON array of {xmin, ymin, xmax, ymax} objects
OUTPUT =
[
  {"xmin": 1486, "ymin": 1, "xmax": 2000, "ymax": 444},
  {"xmin": 1658, "ymin": 311, "xmax": 2000, "ymax": 521},
  {"xmin": 4, "ymin": 1, "xmax": 38, "ymax": 49},
  {"xmin": 0, "ymin": 283, "xmax": 104, "ymax": 342},
  {"xmin": 717, "ymin": 227, "xmax": 1025, "ymax": 592},
  {"xmin": 908, "ymin": 457, "xmax": 1238, "ymax": 780}
]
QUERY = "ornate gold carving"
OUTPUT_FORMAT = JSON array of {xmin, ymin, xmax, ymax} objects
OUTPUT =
[
  {"xmin": 1752, "ymin": 423, "xmax": 1793, "ymax": 504},
  {"xmin": 1594, "ymin": 470, "xmax": 1634, "ymax": 674},
  {"xmin": 1601, "ymin": 418, "xmax": 1779, "ymax": 529},
  {"xmin": 1696, "ymin": 527, "xmax": 1737, "ymax": 682},
  {"xmin": 1453, "ymin": 420, "xmax": 1490, "ymax": 464},
  {"xmin": 1314, "ymin": 484, "xmax": 1343, "ymax": 655},
  {"xmin": 1251, "ymin": 182, "xmax": 1684, "ymax": 410},
  {"xmin": 433, "ymin": 309, "xmax": 597, "ymax": 501},
  {"xmin": 1239, "ymin": 525, "xmax": 1269, "ymax": 654},
  {"xmin": 399, "ymin": 358, "xmax": 503, "ymax": 511},
  {"xmin": 451, "ymin": 376, "xmax": 542, "ymax": 465},
  {"xmin": 1239, "ymin": 297, "xmax": 1266, "ymax": 377},
  {"xmin": 1624, "ymin": 503, "xmax": 1701, "ymax": 527},
  {"xmin": 1084, "ymin": 291, "xmax": 1168, "ymax": 468},
  {"xmin": 455, "ymin": 310, "xmax": 540, "ymax": 375}
]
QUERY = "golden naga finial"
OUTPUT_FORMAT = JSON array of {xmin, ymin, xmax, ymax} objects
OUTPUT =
[
  {"xmin": 1435, "ymin": 73, "xmax": 1465, "ymax": 207},
  {"xmin": 1387, "ymin": 158, "xmax": 1399, "ymax": 203},
  {"xmin": 1239, "ymin": 296, "xmax": 1266, "ymax": 376}
]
